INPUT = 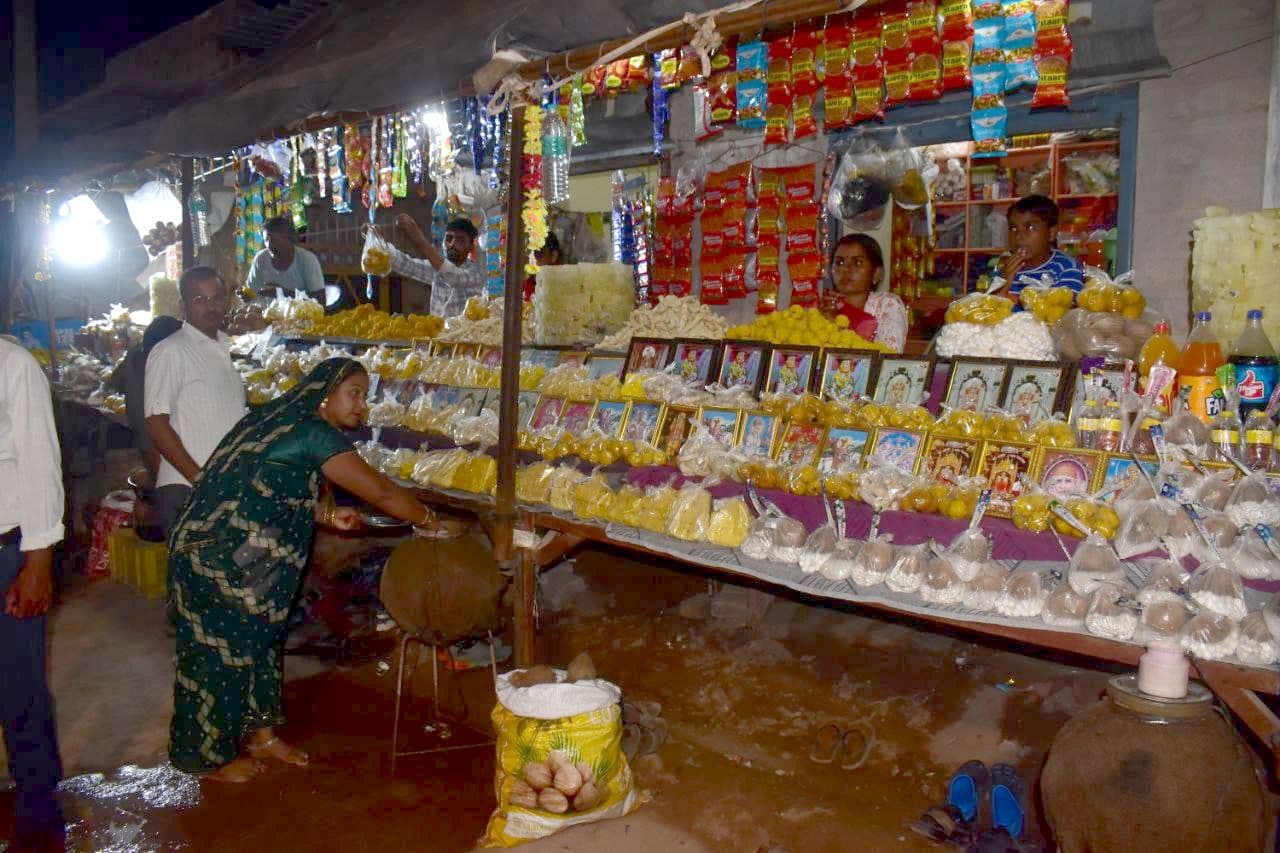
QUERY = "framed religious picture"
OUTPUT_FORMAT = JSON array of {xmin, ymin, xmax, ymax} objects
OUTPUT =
[
  {"xmin": 818, "ymin": 427, "xmax": 872, "ymax": 474},
  {"xmin": 557, "ymin": 350, "xmax": 591, "ymax": 368},
  {"xmin": 717, "ymin": 340, "xmax": 770, "ymax": 394},
  {"xmin": 624, "ymin": 337, "xmax": 674, "ymax": 376},
  {"xmin": 1095, "ymin": 454, "xmax": 1159, "ymax": 503},
  {"xmin": 588, "ymin": 400, "xmax": 629, "ymax": 438},
  {"xmin": 945, "ymin": 358, "xmax": 1011, "ymax": 414},
  {"xmin": 432, "ymin": 385, "xmax": 461, "ymax": 409},
  {"xmin": 976, "ymin": 440, "xmax": 1041, "ymax": 517},
  {"xmin": 920, "ymin": 434, "xmax": 981, "ymax": 485},
  {"xmin": 866, "ymin": 428, "xmax": 925, "ymax": 473},
  {"xmin": 1035, "ymin": 447, "xmax": 1105, "ymax": 500},
  {"xmin": 776, "ymin": 422, "xmax": 826, "ymax": 467},
  {"xmin": 818, "ymin": 349, "xmax": 880, "ymax": 404},
  {"xmin": 516, "ymin": 391, "xmax": 541, "ymax": 430},
  {"xmin": 478, "ymin": 346, "xmax": 503, "ymax": 370},
  {"xmin": 697, "ymin": 406, "xmax": 744, "ymax": 450},
  {"xmin": 765, "ymin": 345, "xmax": 820, "ymax": 396},
  {"xmin": 622, "ymin": 401, "xmax": 665, "ymax": 444},
  {"xmin": 585, "ymin": 352, "xmax": 627, "ymax": 380},
  {"xmin": 522, "ymin": 347, "xmax": 562, "ymax": 369},
  {"xmin": 477, "ymin": 388, "xmax": 500, "ymax": 416},
  {"xmin": 559, "ymin": 400, "xmax": 595, "ymax": 436},
  {"xmin": 737, "ymin": 411, "xmax": 782, "ymax": 458},
  {"xmin": 529, "ymin": 396, "xmax": 566, "ymax": 432},
  {"xmin": 671, "ymin": 339, "xmax": 721, "ymax": 386},
  {"xmin": 871, "ymin": 356, "xmax": 934, "ymax": 406},
  {"xmin": 658, "ymin": 406, "xmax": 697, "ymax": 459},
  {"xmin": 1073, "ymin": 366, "xmax": 1126, "ymax": 412},
  {"xmin": 1001, "ymin": 361, "xmax": 1073, "ymax": 426}
]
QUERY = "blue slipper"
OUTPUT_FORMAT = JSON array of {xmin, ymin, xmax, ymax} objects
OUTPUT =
[
  {"xmin": 989, "ymin": 763, "xmax": 1027, "ymax": 840},
  {"xmin": 946, "ymin": 760, "xmax": 990, "ymax": 824}
]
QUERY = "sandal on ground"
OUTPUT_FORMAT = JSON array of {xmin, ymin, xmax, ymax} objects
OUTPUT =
[
  {"xmin": 968, "ymin": 827, "xmax": 1032, "ymax": 853},
  {"xmin": 839, "ymin": 721, "xmax": 875, "ymax": 771},
  {"xmin": 947, "ymin": 760, "xmax": 991, "ymax": 825},
  {"xmin": 989, "ymin": 763, "xmax": 1027, "ymax": 840},
  {"xmin": 808, "ymin": 722, "xmax": 842, "ymax": 764},
  {"xmin": 247, "ymin": 735, "xmax": 310, "ymax": 767},
  {"xmin": 909, "ymin": 804, "xmax": 973, "ymax": 846}
]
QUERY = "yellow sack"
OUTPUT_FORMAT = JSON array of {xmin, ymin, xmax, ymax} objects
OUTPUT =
[{"xmin": 482, "ymin": 673, "xmax": 638, "ymax": 847}]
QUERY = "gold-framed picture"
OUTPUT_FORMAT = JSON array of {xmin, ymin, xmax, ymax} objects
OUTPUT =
[
  {"xmin": 1034, "ymin": 447, "xmax": 1105, "ymax": 500},
  {"xmin": 944, "ymin": 357, "xmax": 1011, "ymax": 414},
  {"xmin": 658, "ymin": 405, "xmax": 698, "ymax": 459},
  {"xmin": 871, "ymin": 356, "xmax": 934, "ymax": 406},
  {"xmin": 920, "ymin": 434, "xmax": 981, "ymax": 485},
  {"xmin": 558, "ymin": 399, "xmax": 596, "ymax": 436},
  {"xmin": 975, "ymin": 440, "xmax": 1041, "ymax": 517},
  {"xmin": 696, "ymin": 406, "xmax": 745, "ymax": 450},
  {"xmin": 775, "ymin": 422, "xmax": 827, "ymax": 467},
  {"xmin": 737, "ymin": 411, "xmax": 782, "ymax": 458},
  {"xmin": 865, "ymin": 427, "xmax": 926, "ymax": 474},
  {"xmin": 818, "ymin": 348, "xmax": 880, "ymax": 404},
  {"xmin": 818, "ymin": 427, "xmax": 873, "ymax": 474},
  {"xmin": 587, "ymin": 400, "xmax": 630, "ymax": 438},
  {"xmin": 621, "ymin": 401, "xmax": 665, "ymax": 444}
]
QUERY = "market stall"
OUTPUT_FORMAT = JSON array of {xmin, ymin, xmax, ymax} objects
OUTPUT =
[{"xmin": 21, "ymin": 0, "xmax": 1280, "ymax": 803}]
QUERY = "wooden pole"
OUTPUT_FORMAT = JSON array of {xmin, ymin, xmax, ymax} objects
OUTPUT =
[{"xmin": 494, "ymin": 106, "xmax": 533, "ymax": 663}]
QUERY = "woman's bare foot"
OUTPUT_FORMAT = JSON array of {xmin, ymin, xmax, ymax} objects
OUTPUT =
[
  {"xmin": 203, "ymin": 757, "xmax": 265, "ymax": 783},
  {"xmin": 246, "ymin": 730, "xmax": 310, "ymax": 766}
]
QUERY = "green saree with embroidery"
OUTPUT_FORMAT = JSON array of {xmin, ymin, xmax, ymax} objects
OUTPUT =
[{"xmin": 167, "ymin": 358, "xmax": 362, "ymax": 773}]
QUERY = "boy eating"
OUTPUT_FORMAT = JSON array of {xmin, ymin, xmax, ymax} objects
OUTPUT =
[{"xmin": 1000, "ymin": 194, "xmax": 1084, "ymax": 301}]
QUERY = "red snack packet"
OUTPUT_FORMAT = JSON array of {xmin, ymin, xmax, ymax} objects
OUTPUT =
[
  {"xmin": 854, "ymin": 78, "xmax": 885, "ymax": 122},
  {"xmin": 582, "ymin": 65, "xmax": 605, "ymax": 98},
  {"xmin": 941, "ymin": 38, "xmax": 973, "ymax": 91},
  {"xmin": 677, "ymin": 45, "xmax": 704, "ymax": 85},
  {"xmin": 1032, "ymin": 0, "xmax": 1072, "ymax": 108},
  {"xmin": 851, "ymin": 9, "xmax": 885, "ymax": 121},
  {"xmin": 879, "ymin": 0, "xmax": 912, "ymax": 107},
  {"xmin": 793, "ymin": 94, "xmax": 818, "ymax": 139},
  {"xmin": 756, "ymin": 268, "xmax": 781, "ymax": 314},
  {"xmin": 908, "ymin": 1, "xmax": 943, "ymax": 101},
  {"xmin": 723, "ymin": 249, "xmax": 749, "ymax": 299},
  {"xmin": 764, "ymin": 103, "xmax": 790, "ymax": 147},
  {"xmin": 604, "ymin": 59, "xmax": 629, "ymax": 94},
  {"xmin": 626, "ymin": 55, "xmax": 650, "ymax": 91},
  {"xmin": 700, "ymin": 257, "xmax": 727, "ymax": 305},
  {"xmin": 823, "ymin": 14, "xmax": 855, "ymax": 82},
  {"xmin": 787, "ymin": 252, "xmax": 823, "ymax": 307},
  {"xmin": 658, "ymin": 49, "xmax": 681, "ymax": 90},
  {"xmin": 791, "ymin": 26, "xmax": 821, "ymax": 96},
  {"xmin": 786, "ymin": 202, "xmax": 820, "ymax": 254},
  {"xmin": 782, "ymin": 165, "xmax": 817, "ymax": 208},
  {"xmin": 823, "ymin": 79, "xmax": 854, "ymax": 131},
  {"xmin": 721, "ymin": 203, "xmax": 751, "ymax": 244}
]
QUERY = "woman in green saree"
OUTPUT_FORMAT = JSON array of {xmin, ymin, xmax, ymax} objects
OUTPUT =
[{"xmin": 167, "ymin": 357, "xmax": 436, "ymax": 782}]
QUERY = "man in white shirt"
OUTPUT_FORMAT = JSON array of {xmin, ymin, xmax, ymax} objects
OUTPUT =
[
  {"xmin": 145, "ymin": 267, "xmax": 247, "ymax": 534},
  {"xmin": 0, "ymin": 337, "xmax": 66, "ymax": 848},
  {"xmin": 390, "ymin": 214, "xmax": 485, "ymax": 317},
  {"xmin": 245, "ymin": 216, "xmax": 325, "ymax": 297}
]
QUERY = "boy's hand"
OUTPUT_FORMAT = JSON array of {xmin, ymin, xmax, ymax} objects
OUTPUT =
[{"xmin": 1000, "ymin": 249, "xmax": 1028, "ymax": 283}]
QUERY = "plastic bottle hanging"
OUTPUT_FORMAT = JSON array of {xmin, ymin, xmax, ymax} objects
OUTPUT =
[{"xmin": 542, "ymin": 111, "xmax": 571, "ymax": 205}]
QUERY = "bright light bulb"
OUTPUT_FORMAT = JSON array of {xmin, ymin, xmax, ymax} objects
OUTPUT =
[
  {"xmin": 53, "ymin": 193, "xmax": 110, "ymax": 266},
  {"xmin": 54, "ymin": 219, "xmax": 109, "ymax": 266}
]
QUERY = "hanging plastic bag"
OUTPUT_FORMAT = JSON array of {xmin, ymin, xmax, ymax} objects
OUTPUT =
[
  {"xmin": 885, "ymin": 542, "xmax": 929, "ymax": 594},
  {"xmin": 1190, "ymin": 562, "xmax": 1248, "ymax": 621},
  {"xmin": 1114, "ymin": 499, "xmax": 1171, "ymax": 560},
  {"xmin": 965, "ymin": 562, "xmax": 1009, "ymax": 612},
  {"xmin": 944, "ymin": 527, "xmax": 991, "ymax": 582},
  {"xmin": 1224, "ymin": 471, "xmax": 1280, "ymax": 528},
  {"xmin": 800, "ymin": 523, "xmax": 838, "ymax": 576},
  {"xmin": 998, "ymin": 571, "xmax": 1046, "ymax": 618},
  {"xmin": 1236, "ymin": 612, "xmax": 1279, "ymax": 666},
  {"xmin": 921, "ymin": 557, "xmax": 966, "ymax": 605},
  {"xmin": 1227, "ymin": 526, "xmax": 1280, "ymax": 581},
  {"xmin": 850, "ymin": 535, "xmax": 895, "ymax": 587},
  {"xmin": 1137, "ymin": 559, "xmax": 1190, "ymax": 606},
  {"xmin": 361, "ymin": 225, "xmax": 395, "ymax": 276},
  {"xmin": 1042, "ymin": 583, "xmax": 1090, "ymax": 628}
]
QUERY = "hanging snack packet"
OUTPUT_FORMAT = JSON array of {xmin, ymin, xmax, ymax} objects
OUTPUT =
[
  {"xmin": 907, "ymin": 1, "xmax": 943, "ymax": 102},
  {"xmin": 1002, "ymin": 0, "xmax": 1039, "ymax": 92},
  {"xmin": 822, "ymin": 14, "xmax": 856, "ymax": 131},
  {"xmin": 1032, "ymin": 0, "xmax": 1072, "ymax": 107},
  {"xmin": 786, "ymin": 202, "xmax": 821, "ymax": 256},
  {"xmin": 736, "ymin": 39, "xmax": 768, "ymax": 129},
  {"xmin": 880, "ymin": 0, "xmax": 913, "ymax": 108},
  {"xmin": 852, "ymin": 10, "xmax": 886, "ymax": 121},
  {"xmin": 782, "ymin": 163, "xmax": 817, "ymax": 208},
  {"xmin": 940, "ymin": 0, "xmax": 976, "ymax": 91},
  {"xmin": 677, "ymin": 45, "xmax": 704, "ymax": 86},
  {"xmin": 792, "ymin": 26, "xmax": 821, "ymax": 95},
  {"xmin": 764, "ymin": 36, "xmax": 793, "ymax": 146},
  {"xmin": 756, "ymin": 266, "xmax": 781, "ymax": 315},
  {"xmin": 700, "ymin": 256, "xmax": 727, "ymax": 306},
  {"xmin": 971, "ymin": 0, "xmax": 1008, "ymax": 157},
  {"xmin": 788, "ymin": 251, "xmax": 823, "ymax": 308}
]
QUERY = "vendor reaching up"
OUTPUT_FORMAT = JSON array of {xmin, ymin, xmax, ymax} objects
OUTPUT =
[
  {"xmin": 819, "ymin": 233, "xmax": 908, "ymax": 353},
  {"xmin": 392, "ymin": 213, "xmax": 485, "ymax": 318},
  {"xmin": 1000, "ymin": 195, "xmax": 1084, "ymax": 300}
]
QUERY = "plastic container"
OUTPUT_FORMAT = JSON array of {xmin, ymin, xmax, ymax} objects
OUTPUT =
[
  {"xmin": 1138, "ymin": 321, "xmax": 1180, "ymax": 413},
  {"xmin": 1177, "ymin": 312, "xmax": 1225, "ymax": 423},
  {"xmin": 1137, "ymin": 640, "xmax": 1189, "ymax": 699},
  {"xmin": 1229, "ymin": 308, "xmax": 1278, "ymax": 418},
  {"xmin": 1243, "ymin": 410, "xmax": 1274, "ymax": 470}
]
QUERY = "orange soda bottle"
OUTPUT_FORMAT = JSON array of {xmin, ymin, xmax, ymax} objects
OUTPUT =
[
  {"xmin": 1138, "ymin": 320, "xmax": 1180, "ymax": 413},
  {"xmin": 1178, "ymin": 311, "xmax": 1226, "ymax": 422}
]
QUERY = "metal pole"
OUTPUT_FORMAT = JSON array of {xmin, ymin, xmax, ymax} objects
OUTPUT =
[
  {"xmin": 180, "ymin": 159, "xmax": 195, "ymax": 270},
  {"xmin": 13, "ymin": 0, "xmax": 37, "ymax": 156}
]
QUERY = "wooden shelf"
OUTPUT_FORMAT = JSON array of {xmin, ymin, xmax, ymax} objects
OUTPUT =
[{"xmin": 1056, "ymin": 193, "xmax": 1119, "ymax": 201}]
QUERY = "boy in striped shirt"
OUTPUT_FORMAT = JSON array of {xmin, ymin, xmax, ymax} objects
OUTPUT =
[{"xmin": 1001, "ymin": 194, "xmax": 1084, "ymax": 303}]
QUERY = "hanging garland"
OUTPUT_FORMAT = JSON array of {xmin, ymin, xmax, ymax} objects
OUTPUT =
[{"xmin": 521, "ymin": 105, "xmax": 547, "ymax": 275}]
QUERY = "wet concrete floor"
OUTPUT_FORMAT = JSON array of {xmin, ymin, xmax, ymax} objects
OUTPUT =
[{"xmin": 2, "ymin": 545, "xmax": 1123, "ymax": 851}]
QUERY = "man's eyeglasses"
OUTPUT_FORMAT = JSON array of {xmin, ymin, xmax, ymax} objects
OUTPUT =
[{"xmin": 187, "ymin": 293, "xmax": 227, "ymax": 307}]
